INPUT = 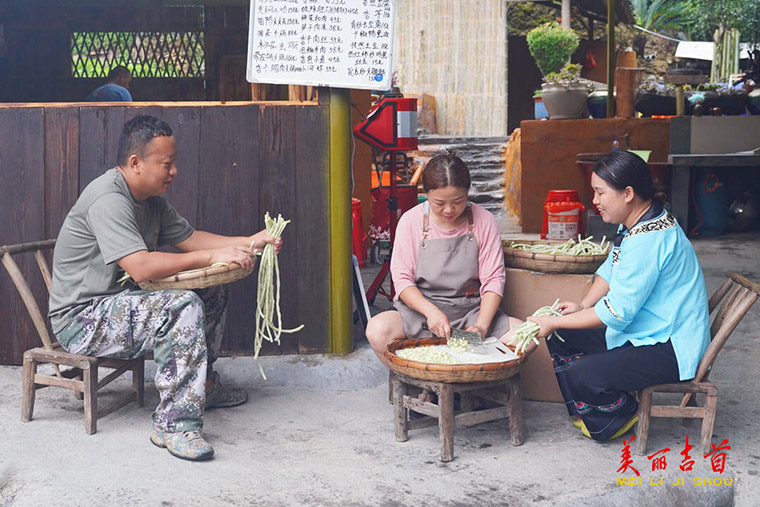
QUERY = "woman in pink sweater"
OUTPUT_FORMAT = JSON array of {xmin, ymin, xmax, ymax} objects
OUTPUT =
[{"xmin": 366, "ymin": 153, "xmax": 521, "ymax": 365}]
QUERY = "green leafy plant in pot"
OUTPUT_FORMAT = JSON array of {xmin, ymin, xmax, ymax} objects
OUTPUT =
[{"xmin": 527, "ymin": 22, "xmax": 589, "ymax": 119}]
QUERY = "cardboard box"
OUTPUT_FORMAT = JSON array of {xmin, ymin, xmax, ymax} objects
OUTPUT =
[{"xmin": 501, "ymin": 267, "xmax": 595, "ymax": 402}]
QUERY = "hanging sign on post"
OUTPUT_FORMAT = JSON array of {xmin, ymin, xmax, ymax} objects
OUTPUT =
[{"xmin": 246, "ymin": 0, "xmax": 395, "ymax": 91}]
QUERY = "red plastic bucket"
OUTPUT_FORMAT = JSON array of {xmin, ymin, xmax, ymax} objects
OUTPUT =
[
  {"xmin": 369, "ymin": 185, "xmax": 418, "ymax": 241},
  {"xmin": 541, "ymin": 190, "xmax": 585, "ymax": 240},
  {"xmin": 351, "ymin": 198, "xmax": 367, "ymax": 267}
]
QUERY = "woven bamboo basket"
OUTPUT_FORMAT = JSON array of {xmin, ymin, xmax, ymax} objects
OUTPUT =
[
  {"xmin": 385, "ymin": 337, "xmax": 523, "ymax": 383},
  {"xmin": 138, "ymin": 261, "xmax": 255, "ymax": 291},
  {"xmin": 502, "ymin": 239, "xmax": 609, "ymax": 274}
]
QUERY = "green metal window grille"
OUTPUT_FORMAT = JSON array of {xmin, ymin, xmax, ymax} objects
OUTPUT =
[{"xmin": 71, "ymin": 31, "xmax": 205, "ymax": 78}]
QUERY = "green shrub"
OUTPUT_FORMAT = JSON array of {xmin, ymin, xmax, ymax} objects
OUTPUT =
[{"xmin": 526, "ymin": 22, "xmax": 580, "ymax": 77}]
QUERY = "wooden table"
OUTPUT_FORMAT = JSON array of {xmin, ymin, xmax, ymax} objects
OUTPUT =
[
  {"xmin": 668, "ymin": 153, "xmax": 760, "ymax": 230},
  {"xmin": 390, "ymin": 371, "xmax": 524, "ymax": 462}
]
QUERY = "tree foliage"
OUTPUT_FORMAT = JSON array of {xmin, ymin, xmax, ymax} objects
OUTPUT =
[
  {"xmin": 687, "ymin": 0, "xmax": 760, "ymax": 44},
  {"xmin": 630, "ymin": 0, "xmax": 691, "ymax": 33},
  {"xmin": 71, "ymin": 31, "xmax": 205, "ymax": 78},
  {"xmin": 507, "ymin": 2, "xmax": 556, "ymax": 37}
]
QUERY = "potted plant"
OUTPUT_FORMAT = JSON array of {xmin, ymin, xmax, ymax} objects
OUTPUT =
[
  {"xmin": 533, "ymin": 89, "xmax": 549, "ymax": 119},
  {"xmin": 527, "ymin": 22, "xmax": 589, "ymax": 119},
  {"xmin": 541, "ymin": 63, "xmax": 591, "ymax": 119}
]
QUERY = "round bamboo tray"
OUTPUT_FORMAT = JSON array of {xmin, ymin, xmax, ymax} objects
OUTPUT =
[
  {"xmin": 385, "ymin": 337, "xmax": 523, "ymax": 383},
  {"xmin": 502, "ymin": 239, "xmax": 609, "ymax": 274},
  {"xmin": 138, "ymin": 261, "xmax": 255, "ymax": 291}
]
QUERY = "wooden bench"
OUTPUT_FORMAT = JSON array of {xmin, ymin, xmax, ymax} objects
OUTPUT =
[
  {"xmin": 636, "ymin": 271, "xmax": 760, "ymax": 455},
  {"xmin": 390, "ymin": 371, "xmax": 524, "ymax": 462},
  {"xmin": 1, "ymin": 239, "xmax": 144, "ymax": 434}
]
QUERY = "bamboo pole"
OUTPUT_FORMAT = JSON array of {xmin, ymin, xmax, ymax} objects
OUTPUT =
[
  {"xmin": 676, "ymin": 86, "xmax": 685, "ymax": 117},
  {"xmin": 607, "ymin": 0, "xmax": 616, "ymax": 118},
  {"xmin": 561, "ymin": 0, "xmax": 571, "ymax": 29},
  {"xmin": 326, "ymin": 87, "xmax": 353, "ymax": 355}
]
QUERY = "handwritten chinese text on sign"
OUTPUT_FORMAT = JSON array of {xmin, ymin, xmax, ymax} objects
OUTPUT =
[{"xmin": 247, "ymin": 0, "xmax": 395, "ymax": 91}]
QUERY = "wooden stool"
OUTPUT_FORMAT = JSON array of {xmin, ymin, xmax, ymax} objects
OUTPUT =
[
  {"xmin": 635, "ymin": 271, "xmax": 760, "ymax": 455},
  {"xmin": 390, "ymin": 371, "xmax": 524, "ymax": 462}
]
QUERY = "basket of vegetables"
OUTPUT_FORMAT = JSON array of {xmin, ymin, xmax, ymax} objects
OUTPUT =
[
  {"xmin": 502, "ymin": 236, "xmax": 609, "ymax": 274},
  {"xmin": 385, "ymin": 337, "xmax": 524, "ymax": 383}
]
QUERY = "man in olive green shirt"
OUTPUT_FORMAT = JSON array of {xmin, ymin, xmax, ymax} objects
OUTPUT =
[{"xmin": 50, "ymin": 115, "xmax": 281, "ymax": 461}]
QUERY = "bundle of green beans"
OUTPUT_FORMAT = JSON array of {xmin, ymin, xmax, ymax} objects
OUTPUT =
[
  {"xmin": 254, "ymin": 212, "xmax": 304, "ymax": 379},
  {"xmin": 507, "ymin": 299, "xmax": 564, "ymax": 354},
  {"xmin": 508, "ymin": 235, "xmax": 608, "ymax": 256}
]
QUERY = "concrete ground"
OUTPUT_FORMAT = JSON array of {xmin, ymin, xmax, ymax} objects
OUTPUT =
[{"xmin": 1, "ymin": 232, "xmax": 758, "ymax": 507}]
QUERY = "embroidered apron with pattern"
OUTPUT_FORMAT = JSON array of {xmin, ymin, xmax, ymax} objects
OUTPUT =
[{"xmin": 395, "ymin": 202, "xmax": 511, "ymax": 339}]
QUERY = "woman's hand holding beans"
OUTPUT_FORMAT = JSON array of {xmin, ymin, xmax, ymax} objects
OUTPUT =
[{"xmin": 425, "ymin": 308, "xmax": 452, "ymax": 339}]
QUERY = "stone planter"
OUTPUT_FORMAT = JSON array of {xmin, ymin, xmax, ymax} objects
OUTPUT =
[
  {"xmin": 748, "ymin": 89, "xmax": 760, "ymax": 115},
  {"xmin": 635, "ymin": 89, "xmax": 748, "ymax": 117},
  {"xmin": 634, "ymin": 90, "xmax": 680, "ymax": 117},
  {"xmin": 587, "ymin": 91, "xmax": 610, "ymax": 118},
  {"xmin": 541, "ymin": 82, "xmax": 589, "ymax": 119},
  {"xmin": 686, "ymin": 90, "xmax": 747, "ymax": 115}
]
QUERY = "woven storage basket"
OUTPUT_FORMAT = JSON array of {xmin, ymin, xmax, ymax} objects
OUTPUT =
[
  {"xmin": 138, "ymin": 261, "xmax": 255, "ymax": 291},
  {"xmin": 502, "ymin": 239, "xmax": 609, "ymax": 274},
  {"xmin": 385, "ymin": 337, "xmax": 523, "ymax": 383}
]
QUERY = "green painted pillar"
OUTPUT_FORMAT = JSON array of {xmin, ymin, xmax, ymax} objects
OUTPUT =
[{"xmin": 327, "ymin": 87, "xmax": 353, "ymax": 355}]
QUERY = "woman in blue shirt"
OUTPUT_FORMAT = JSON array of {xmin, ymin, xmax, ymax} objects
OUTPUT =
[{"xmin": 530, "ymin": 150, "xmax": 710, "ymax": 442}]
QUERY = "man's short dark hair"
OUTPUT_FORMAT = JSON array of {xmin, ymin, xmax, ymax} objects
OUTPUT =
[
  {"xmin": 107, "ymin": 65, "xmax": 131, "ymax": 82},
  {"xmin": 117, "ymin": 115, "xmax": 172, "ymax": 166}
]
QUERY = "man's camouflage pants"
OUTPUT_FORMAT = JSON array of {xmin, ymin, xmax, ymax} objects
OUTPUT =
[{"xmin": 55, "ymin": 286, "xmax": 228, "ymax": 433}]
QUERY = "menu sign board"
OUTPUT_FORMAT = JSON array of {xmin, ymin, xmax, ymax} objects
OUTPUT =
[{"xmin": 247, "ymin": 0, "xmax": 395, "ymax": 90}]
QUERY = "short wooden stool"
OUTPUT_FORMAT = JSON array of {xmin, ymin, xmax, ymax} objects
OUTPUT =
[{"xmin": 390, "ymin": 371, "xmax": 524, "ymax": 462}]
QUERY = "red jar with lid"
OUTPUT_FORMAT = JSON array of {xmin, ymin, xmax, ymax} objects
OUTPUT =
[{"xmin": 541, "ymin": 190, "xmax": 585, "ymax": 241}]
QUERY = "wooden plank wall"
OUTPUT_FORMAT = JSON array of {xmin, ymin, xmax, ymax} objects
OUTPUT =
[
  {"xmin": 0, "ymin": 109, "xmax": 46, "ymax": 365},
  {"xmin": 0, "ymin": 103, "xmax": 330, "ymax": 365}
]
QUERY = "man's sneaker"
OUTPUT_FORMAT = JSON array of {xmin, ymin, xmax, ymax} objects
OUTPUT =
[
  {"xmin": 205, "ymin": 371, "xmax": 249, "ymax": 409},
  {"xmin": 150, "ymin": 430, "xmax": 214, "ymax": 461}
]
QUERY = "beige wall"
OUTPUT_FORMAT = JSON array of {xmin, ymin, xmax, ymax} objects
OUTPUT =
[{"xmin": 394, "ymin": 0, "xmax": 507, "ymax": 136}]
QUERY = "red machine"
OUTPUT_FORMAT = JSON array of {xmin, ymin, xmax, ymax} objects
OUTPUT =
[
  {"xmin": 353, "ymin": 97, "xmax": 418, "ymax": 152},
  {"xmin": 353, "ymin": 96, "xmax": 418, "ymax": 303}
]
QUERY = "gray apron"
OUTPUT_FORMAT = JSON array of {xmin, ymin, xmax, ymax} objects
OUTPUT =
[{"xmin": 396, "ymin": 202, "xmax": 511, "ymax": 339}]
